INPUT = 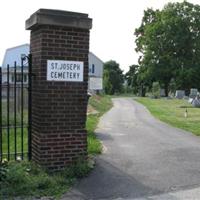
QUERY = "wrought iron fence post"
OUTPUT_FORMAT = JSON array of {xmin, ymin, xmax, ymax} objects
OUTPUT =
[
  {"xmin": 28, "ymin": 54, "xmax": 32, "ymax": 160},
  {"xmin": 0, "ymin": 67, "xmax": 2, "ymax": 162}
]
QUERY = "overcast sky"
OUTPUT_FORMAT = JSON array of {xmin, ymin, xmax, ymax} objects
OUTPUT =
[{"xmin": 0, "ymin": 0, "xmax": 199, "ymax": 72}]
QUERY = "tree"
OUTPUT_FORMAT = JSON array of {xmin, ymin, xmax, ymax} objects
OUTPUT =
[
  {"xmin": 135, "ymin": 1, "xmax": 200, "ymax": 96},
  {"xmin": 125, "ymin": 63, "xmax": 153, "ymax": 96},
  {"xmin": 103, "ymin": 60, "xmax": 124, "ymax": 95},
  {"xmin": 125, "ymin": 65, "xmax": 139, "ymax": 94}
]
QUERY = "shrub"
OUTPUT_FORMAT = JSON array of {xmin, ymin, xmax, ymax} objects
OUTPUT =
[
  {"xmin": 152, "ymin": 82, "xmax": 161, "ymax": 98},
  {"xmin": 0, "ymin": 159, "xmax": 8, "ymax": 182}
]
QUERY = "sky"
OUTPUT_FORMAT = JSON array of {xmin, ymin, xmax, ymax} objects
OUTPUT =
[{"xmin": 0, "ymin": 0, "xmax": 199, "ymax": 72}]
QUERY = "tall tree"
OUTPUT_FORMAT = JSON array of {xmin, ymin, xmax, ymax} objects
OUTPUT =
[
  {"xmin": 125, "ymin": 64, "xmax": 150, "ymax": 95},
  {"xmin": 125, "ymin": 65, "xmax": 139, "ymax": 94},
  {"xmin": 135, "ymin": 1, "xmax": 200, "ymax": 96},
  {"xmin": 103, "ymin": 60, "xmax": 124, "ymax": 95}
]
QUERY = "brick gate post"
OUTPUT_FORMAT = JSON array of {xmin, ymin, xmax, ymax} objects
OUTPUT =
[{"xmin": 26, "ymin": 9, "xmax": 92, "ymax": 170}]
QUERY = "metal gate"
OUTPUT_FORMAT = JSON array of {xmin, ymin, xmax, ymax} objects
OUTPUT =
[{"xmin": 0, "ymin": 54, "xmax": 32, "ymax": 161}]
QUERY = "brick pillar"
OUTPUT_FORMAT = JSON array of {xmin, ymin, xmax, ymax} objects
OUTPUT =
[{"xmin": 26, "ymin": 9, "xmax": 92, "ymax": 170}]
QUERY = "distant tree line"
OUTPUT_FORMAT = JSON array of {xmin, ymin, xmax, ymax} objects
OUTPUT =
[
  {"xmin": 125, "ymin": 1, "xmax": 200, "ymax": 97},
  {"xmin": 103, "ymin": 1, "xmax": 200, "ymax": 96},
  {"xmin": 103, "ymin": 60, "xmax": 124, "ymax": 95}
]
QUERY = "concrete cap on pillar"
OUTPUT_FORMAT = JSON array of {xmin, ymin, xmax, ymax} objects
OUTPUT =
[{"xmin": 26, "ymin": 9, "xmax": 92, "ymax": 30}]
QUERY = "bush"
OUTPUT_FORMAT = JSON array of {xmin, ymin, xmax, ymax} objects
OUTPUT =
[
  {"xmin": 152, "ymin": 82, "xmax": 161, "ymax": 98},
  {"xmin": 0, "ymin": 160, "xmax": 8, "ymax": 182}
]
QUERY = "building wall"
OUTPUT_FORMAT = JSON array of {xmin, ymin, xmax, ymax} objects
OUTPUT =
[
  {"xmin": 2, "ymin": 72, "xmax": 9, "ymax": 83},
  {"xmin": 88, "ymin": 52, "xmax": 103, "ymax": 78},
  {"xmin": 1, "ymin": 44, "xmax": 29, "ymax": 84},
  {"xmin": 2, "ymin": 68, "xmax": 28, "ymax": 84},
  {"xmin": 88, "ymin": 77, "xmax": 103, "ymax": 91},
  {"xmin": 2, "ymin": 44, "xmax": 29, "ymax": 68}
]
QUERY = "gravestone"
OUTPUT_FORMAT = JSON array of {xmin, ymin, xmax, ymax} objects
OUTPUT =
[
  {"xmin": 175, "ymin": 90, "xmax": 185, "ymax": 99},
  {"xmin": 160, "ymin": 89, "xmax": 165, "ymax": 97},
  {"xmin": 192, "ymin": 93, "xmax": 200, "ymax": 108},
  {"xmin": 189, "ymin": 88, "xmax": 198, "ymax": 98},
  {"xmin": 192, "ymin": 98, "xmax": 200, "ymax": 108},
  {"xmin": 188, "ymin": 98, "xmax": 194, "ymax": 104},
  {"xmin": 26, "ymin": 9, "xmax": 92, "ymax": 170}
]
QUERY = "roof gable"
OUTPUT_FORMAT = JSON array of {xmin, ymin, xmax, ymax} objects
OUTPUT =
[
  {"xmin": 89, "ymin": 52, "xmax": 104, "ymax": 64},
  {"xmin": 2, "ymin": 44, "xmax": 30, "ymax": 68}
]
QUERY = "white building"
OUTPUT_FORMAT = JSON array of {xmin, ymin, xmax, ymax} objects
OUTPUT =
[
  {"xmin": 88, "ymin": 52, "xmax": 103, "ymax": 94},
  {"xmin": 1, "ymin": 44, "xmax": 103, "ymax": 93},
  {"xmin": 2, "ymin": 44, "xmax": 29, "ymax": 84}
]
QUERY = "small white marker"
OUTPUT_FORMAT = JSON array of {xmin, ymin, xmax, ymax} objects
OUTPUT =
[{"xmin": 184, "ymin": 108, "xmax": 188, "ymax": 118}]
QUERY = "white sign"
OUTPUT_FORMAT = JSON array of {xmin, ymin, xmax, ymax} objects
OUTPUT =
[{"xmin": 47, "ymin": 60, "xmax": 84, "ymax": 82}]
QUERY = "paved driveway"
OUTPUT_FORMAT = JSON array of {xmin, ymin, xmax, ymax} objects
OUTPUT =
[{"xmin": 62, "ymin": 98, "xmax": 200, "ymax": 200}]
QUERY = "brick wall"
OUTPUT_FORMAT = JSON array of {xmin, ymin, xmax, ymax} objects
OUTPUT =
[{"xmin": 30, "ymin": 25, "xmax": 90, "ymax": 170}]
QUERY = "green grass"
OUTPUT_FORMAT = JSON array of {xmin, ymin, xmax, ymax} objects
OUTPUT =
[
  {"xmin": 2, "ymin": 128, "xmax": 28, "ymax": 159},
  {"xmin": 0, "ymin": 158, "xmax": 92, "ymax": 199},
  {"xmin": 89, "ymin": 95, "xmax": 113, "ymax": 114},
  {"xmin": 2, "ymin": 101, "xmax": 29, "ymax": 159},
  {"xmin": 136, "ymin": 97, "xmax": 200, "ymax": 136},
  {"xmin": 87, "ymin": 95, "xmax": 113, "ymax": 154}
]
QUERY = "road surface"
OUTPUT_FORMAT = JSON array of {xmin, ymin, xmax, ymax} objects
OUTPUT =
[{"xmin": 62, "ymin": 98, "xmax": 200, "ymax": 200}]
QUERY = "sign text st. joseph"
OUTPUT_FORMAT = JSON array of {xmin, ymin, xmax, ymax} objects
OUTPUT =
[{"xmin": 47, "ymin": 60, "xmax": 84, "ymax": 82}]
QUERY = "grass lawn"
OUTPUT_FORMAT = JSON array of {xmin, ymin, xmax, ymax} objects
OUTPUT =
[
  {"xmin": 87, "ymin": 95, "xmax": 113, "ymax": 154},
  {"xmin": 136, "ymin": 97, "xmax": 200, "ymax": 136},
  {"xmin": 1, "ymin": 101, "xmax": 29, "ymax": 160},
  {"xmin": 2, "ymin": 128, "xmax": 28, "ymax": 159}
]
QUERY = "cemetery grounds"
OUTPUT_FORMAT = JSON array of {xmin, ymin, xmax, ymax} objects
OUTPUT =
[{"xmin": 137, "ymin": 97, "xmax": 200, "ymax": 136}]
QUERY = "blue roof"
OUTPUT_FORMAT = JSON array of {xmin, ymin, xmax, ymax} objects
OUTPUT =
[{"xmin": 2, "ymin": 44, "xmax": 30, "ymax": 68}]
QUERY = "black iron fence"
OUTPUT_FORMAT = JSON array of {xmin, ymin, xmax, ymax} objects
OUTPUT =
[{"xmin": 0, "ymin": 54, "xmax": 32, "ymax": 161}]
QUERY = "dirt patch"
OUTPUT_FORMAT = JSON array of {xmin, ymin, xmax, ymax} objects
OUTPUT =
[
  {"xmin": 92, "ymin": 95, "xmax": 102, "ymax": 102},
  {"xmin": 87, "ymin": 104, "xmax": 99, "ymax": 115}
]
